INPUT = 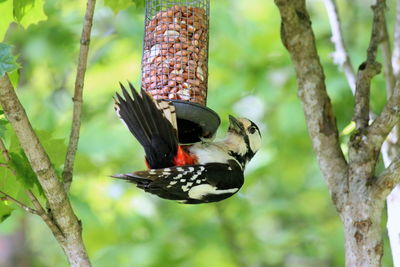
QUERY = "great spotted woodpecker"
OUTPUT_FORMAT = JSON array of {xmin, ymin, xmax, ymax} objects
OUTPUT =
[{"xmin": 112, "ymin": 83, "xmax": 261, "ymax": 204}]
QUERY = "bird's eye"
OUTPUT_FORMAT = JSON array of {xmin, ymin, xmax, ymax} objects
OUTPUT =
[{"xmin": 248, "ymin": 126, "xmax": 257, "ymax": 134}]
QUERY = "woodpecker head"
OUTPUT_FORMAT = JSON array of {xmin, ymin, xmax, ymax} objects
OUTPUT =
[{"xmin": 225, "ymin": 115, "xmax": 262, "ymax": 168}]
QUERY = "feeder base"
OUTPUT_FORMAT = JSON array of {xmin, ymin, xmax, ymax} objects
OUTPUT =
[{"xmin": 165, "ymin": 100, "xmax": 220, "ymax": 144}]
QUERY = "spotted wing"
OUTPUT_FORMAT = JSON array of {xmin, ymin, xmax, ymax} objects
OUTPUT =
[{"xmin": 112, "ymin": 160, "xmax": 244, "ymax": 204}]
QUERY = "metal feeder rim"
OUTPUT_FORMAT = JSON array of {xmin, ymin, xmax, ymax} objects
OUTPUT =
[{"xmin": 164, "ymin": 99, "xmax": 221, "ymax": 142}]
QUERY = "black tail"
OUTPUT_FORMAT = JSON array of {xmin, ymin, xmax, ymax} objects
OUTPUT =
[{"xmin": 114, "ymin": 83, "xmax": 178, "ymax": 168}]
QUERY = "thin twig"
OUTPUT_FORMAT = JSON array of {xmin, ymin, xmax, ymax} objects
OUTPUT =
[
  {"xmin": 323, "ymin": 0, "xmax": 379, "ymax": 122},
  {"xmin": 380, "ymin": 17, "xmax": 400, "ymax": 166},
  {"xmin": 25, "ymin": 190, "xmax": 65, "ymax": 239},
  {"xmin": 63, "ymin": 0, "xmax": 96, "ymax": 192},
  {"xmin": 353, "ymin": 63, "xmax": 381, "ymax": 129},
  {"xmin": 392, "ymin": 0, "xmax": 400, "ymax": 77},
  {"xmin": 0, "ymin": 138, "xmax": 16, "ymax": 176},
  {"xmin": 381, "ymin": 23, "xmax": 396, "ymax": 97},
  {"xmin": 0, "ymin": 137, "xmax": 11, "ymax": 161},
  {"xmin": 215, "ymin": 203, "xmax": 248, "ymax": 267},
  {"xmin": 373, "ymin": 155, "xmax": 400, "ymax": 200},
  {"xmin": 385, "ymin": 1, "xmax": 400, "ymax": 266},
  {"xmin": 353, "ymin": 0, "xmax": 385, "ymax": 130},
  {"xmin": 367, "ymin": 81, "xmax": 400, "ymax": 152},
  {"xmin": 0, "ymin": 190, "xmax": 38, "ymax": 214},
  {"xmin": 323, "ymin": 0, "xmax": 356, "ymax": 94}
]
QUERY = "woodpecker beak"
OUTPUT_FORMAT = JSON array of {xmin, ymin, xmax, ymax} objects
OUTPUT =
[{"xmin": 228, "ymin": 115, "xmax": 245, "ymax": 135}]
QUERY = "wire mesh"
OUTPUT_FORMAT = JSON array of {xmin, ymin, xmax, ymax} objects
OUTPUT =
[{"xmin": 141, "ymin": 0, "xmax": 210, "ymax": 105}]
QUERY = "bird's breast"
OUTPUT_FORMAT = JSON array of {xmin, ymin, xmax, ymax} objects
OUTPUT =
[{"xmin": 188, "ymin": 144, "xmax": 234, "ymax": 165}]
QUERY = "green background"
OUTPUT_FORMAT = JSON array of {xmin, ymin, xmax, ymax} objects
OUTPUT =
[{"xmin": 0, "ymin": 0, "xmax": 395, "ymax": 266}]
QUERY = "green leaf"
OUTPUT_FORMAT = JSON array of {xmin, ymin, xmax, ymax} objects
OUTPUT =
[
  {"xmin": 341, "ymin": 121, "xmax": 356, "ymax": 136},
  {"xmin": 37, "ymin": 130, "xmax": 67, "ymax": 167},
  {"xmin": 0, "ymin": 43, "xmax": 19, "ymax": 75},
  {"xmin": 9, "ymin": 151, "xmax": 37, "ymax": 189},
  {"xmin": 0, "ymin": 167, "xmax": 19, "ymax": 223},
  {"xmin": 7, "ymin": 68, "xmax": 19, "ymax": 87},
  {"xmin": 0, "ymin": 0, "xmax": 13, "ymax": 39},
  {"xmin": 104, "ymin": 0, "xmax": 135, "ymax": 13},
  {"xmin": 0, "ymin": 0, "xmax": 47, "ymax": 40},
  {"xmin": 13, "ymin": 0, "xmax": 47, "ymax": 28},
  {"xmin": 5, "ymin": 130, "xmax": 44, "ymax": 194},
  {"xmin": 0, "ymin": 201, "xmax": 13, "ymax": 223},
  {"xmin": 0, "ymin": 160, "xmax": 45, "ymax": 223},
  {"xmin": 0, "ymin": 119, "xmax": 9, "ymax": 138}
]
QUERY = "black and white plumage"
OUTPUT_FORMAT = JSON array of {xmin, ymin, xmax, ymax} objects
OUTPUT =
[
  {"xmin": 114, "ymin": 82, "xmax": 178, "ymax": 169},
  {"xmin": 112, "ymin": 83, "xmax": 262, "ymax": 204},
  {"xmin": 113, "ymin": 160, "xmax": 243, "ymax": 204}
]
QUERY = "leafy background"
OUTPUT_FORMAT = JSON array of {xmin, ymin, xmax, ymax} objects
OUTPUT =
[{"xmin": 0, "ymin": 0, "xmax": 395, "ymax": 266}]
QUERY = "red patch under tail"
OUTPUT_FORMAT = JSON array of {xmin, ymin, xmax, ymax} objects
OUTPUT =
[{"xmin": 173, "ymin": 145, "xmax": 197, "ymax": 166}]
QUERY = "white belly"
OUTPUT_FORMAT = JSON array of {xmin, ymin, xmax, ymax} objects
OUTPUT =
[{"xmin": 188, "ymin": 143, "xmax": 232, "ymax": 165}]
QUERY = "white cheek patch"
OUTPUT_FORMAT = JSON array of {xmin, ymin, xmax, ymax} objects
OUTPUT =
[
  {"xmin": 188, "ymin": 184, "xmax": 239, "ymax": 200},
  {"xmin": 249, "ymin": 133, "xmax": 262, "ymax": 154}
]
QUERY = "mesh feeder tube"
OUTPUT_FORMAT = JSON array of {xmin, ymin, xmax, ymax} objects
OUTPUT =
[{"xmin": 141, "ymin": 0, "xmax": 220, "ymax": 143}]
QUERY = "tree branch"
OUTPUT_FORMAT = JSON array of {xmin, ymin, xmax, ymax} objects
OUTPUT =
[
  {"xmin": 274, "ymin": 0, "xmax": 348, "ymax": 210},
  {"xmin": 384, "ymin": 1, "xmax": 400, "ymax": 265},
  {"xmin": 373, "ymin": 155, "xmax": 400, "ymax": 200},
  {"xmin": 0, "ymin": 190, "xmax": 38, "ymax": 214},
  {"xmin": 366, "ymin": 81, "xmax": 400, "ymax": 152},
  {"xmin": 392, "ymin": 0, "xmax": 400, "ymax": 77},
  {"xmin": 63, "ymin": 0, "xmax": 96, "ymax": 192},
  {"xmin": 323, "ymin": 0, "xmax": 356, "ymax": 94},
  {"xmin": 0, "ymin": 136, "xmax": 66, "ymax": 241},
  {"xmin": 25, "ymin": 189, "xmax": 66, "ymax": 240},
  {"xmin": 0, "ymin": 74, "xmax": 91, "ymax": 266},
  {"xmin": 381, "ymin": 23, "xmax": 396, "ymax": 97},
  {"xmin": 353, "ymin": 1, "xmax": 385, "ymax": 130}
]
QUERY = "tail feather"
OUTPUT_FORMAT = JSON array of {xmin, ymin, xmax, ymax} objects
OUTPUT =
[
  {"xmin": 121, "ymin": 83, "xmax": 153, "ymax": 142},
  {"xmin": 114, "ymin": 83, "xmax": 178, "ymax": 168},
  {"xmin": 116, "ymin": 90, "xmax": 150, "ymax": 146},
  {"xmin": 111, "ymin": 172, "xmax": 185, "ymax": 200},
  {"xmin": 111, "ymin": 173, "xmax": 151, "ymax": 188}
]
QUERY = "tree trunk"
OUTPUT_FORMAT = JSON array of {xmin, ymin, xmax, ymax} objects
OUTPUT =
[
  {"xmin": 62, "ymin": 236, "xmax": 92, "ymax": 267},
  {"xmin": 273, "ymin": 0, "xmax": 399, "ymax": 266},
  {"xmin": 387, "ymin": 186, "xmax": 400, "ymax": 267},
  {"xmin": 341, "ymin": 201, "xmax": 384, "ymax": 267}
]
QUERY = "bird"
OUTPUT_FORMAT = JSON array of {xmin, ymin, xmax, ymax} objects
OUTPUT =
[{"xmin": 112, "ymin": 83, "xmax": 262, "ymax": 204}]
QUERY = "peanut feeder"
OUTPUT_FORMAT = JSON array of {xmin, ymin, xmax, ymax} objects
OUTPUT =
[{"xmin": 141, "ymin": 0, "xmax": 220, "ymax": 143}]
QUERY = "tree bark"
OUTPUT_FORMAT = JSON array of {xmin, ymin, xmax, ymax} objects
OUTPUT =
[
  {"xmin": 385, "ymin": 0, "xmax": 400, "ymax": 264},
  {"xmin": 0, "ymin": 75, "xmax": 91, "ymax": 267},
  {"xmin": 273, "ymin": 0, "xmax": 348, "ymax": 210},
  {"xmin": 341, "ymin": 187, "xmax": 385, "ymax": 266},
  {"xmin": 341, "ymin": 209, "xmax": 383, "ymax": 266},
  {"xmin": 274, "ymin": 0, "xmax": 399, "ymax": 266},
  {"xmin": 63, "ymin": 0, "xmax": 96, "ymax": 192}
]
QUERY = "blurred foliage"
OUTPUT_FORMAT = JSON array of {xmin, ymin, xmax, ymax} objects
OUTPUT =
[
  {"xmin": 0, "ymin": 43, "xmax": 19, "ymax": 75},
  {"xmin": 0, "ymin": 0, "xmax": 396, "ymax": 266}
]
